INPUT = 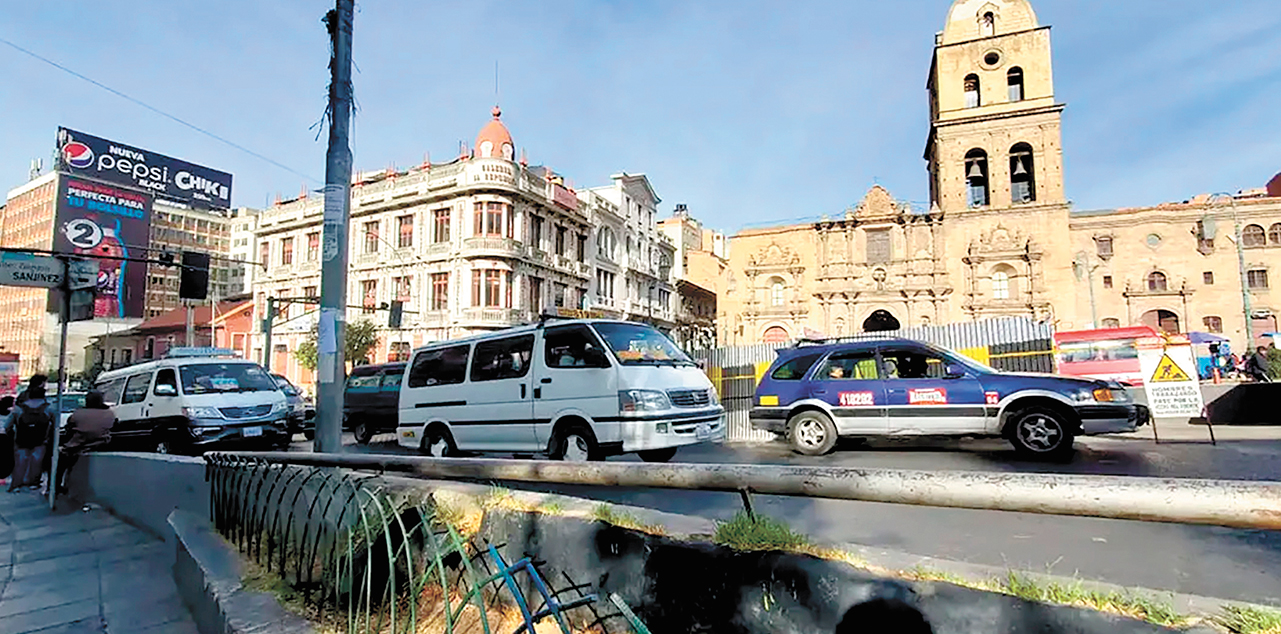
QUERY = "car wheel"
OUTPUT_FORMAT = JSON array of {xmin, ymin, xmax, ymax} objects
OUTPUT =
[
  {"xmin": 551, "ymin": 426, "xmax": 601, "ymax": 462},
  {"xmin": 788, "ymin": 411, "xmax": 838, "ymax": 456},
  {"xmin": 637, "ymin": 447, "xmax": 679, "ymax": 463},
  {"xmin": 353, "ymin": 422, "xmax": 374, "ymax": 445},
  {"xmin": 1009, "ymin": 407, "xmax": 1074, "ymax": 459},
  {"xmin": 155, "ymin": 435, "xmax": 184, "ymax": 456},
  {"xmin": 419, "ymin": 427, "xmax": 456, "ymax": 458},
  {"xmin": 303, "ymin": 429, "xmax": 315, "ymax": 441}
]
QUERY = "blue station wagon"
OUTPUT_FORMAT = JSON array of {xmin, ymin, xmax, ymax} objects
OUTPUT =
[{"xmin": 751, "ymin": 338, "xmax": 1150, "ymax": 458}]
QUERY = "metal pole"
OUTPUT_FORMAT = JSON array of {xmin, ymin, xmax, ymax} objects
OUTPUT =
[
  {"xmin": 316, "ymin": 0, "xmax": 355, "ymax": 454},
  {"xmin": 1234, "ymin": 203, "xmax": 1255, "ymax": 347},
  {"xmin": 224, "ymin": 452, "xmax": 1281, "ymax": 530},
  {"xmin": 48, "ymin": 259, "xmax": 70, "ymax": 510},
  {"xmin": 261, "ymin": 296, "xmax": 274, "ymax": 371},
  {"xmin": 1087, "ymin": 259, "xmax": 1098, "ymax": 328},
  {"xmin": 185, "ymin": 303, "xmax": 194, "ymax": 346}
]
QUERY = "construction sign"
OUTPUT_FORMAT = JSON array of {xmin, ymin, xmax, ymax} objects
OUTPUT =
[{"xmin": 1137, "ymin": 336, "xmax": 1204, "ymax": 417}]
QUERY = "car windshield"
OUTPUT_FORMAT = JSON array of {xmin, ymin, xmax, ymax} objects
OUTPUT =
[
  {"xmin": 591, "ymin": 322, "xmax": 695, "ymax": 366},
  {"xmin": 180, "ymin": 363, "xmax": 277, "ymax": 394}
]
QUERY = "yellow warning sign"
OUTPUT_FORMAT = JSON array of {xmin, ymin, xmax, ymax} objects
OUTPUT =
[{"xmin": 1150, "ymin": 354, "xmax": 1191, "ymax": 382}]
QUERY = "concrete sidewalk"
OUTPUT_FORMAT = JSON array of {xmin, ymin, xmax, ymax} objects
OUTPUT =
[{"xmin": 0, "ymin": 488, "xmax": 197, "ymax": 634}]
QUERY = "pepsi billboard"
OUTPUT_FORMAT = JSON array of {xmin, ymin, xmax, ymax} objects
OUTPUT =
[
  {"xmin": 56, "ymin": 127, "xmax": 233, "ymax": 210},
  {"xmin": 49, "ymin": 176, "xmax": 153, "ymax": 320}
]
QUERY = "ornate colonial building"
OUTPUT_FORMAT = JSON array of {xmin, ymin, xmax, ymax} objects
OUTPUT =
[{"xmin": 722, "ymin": 0, "xmax": 1281, "ymax": 347}]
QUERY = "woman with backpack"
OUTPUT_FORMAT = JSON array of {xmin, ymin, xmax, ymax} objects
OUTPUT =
[{"xmin": 3, "ymin": 385, "xmax": 54, "ymax": 491}]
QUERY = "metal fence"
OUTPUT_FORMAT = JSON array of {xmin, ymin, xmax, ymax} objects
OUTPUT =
[{"xmin": 694, "ymin": 317, "xmax": 1056, "ymax": 443}]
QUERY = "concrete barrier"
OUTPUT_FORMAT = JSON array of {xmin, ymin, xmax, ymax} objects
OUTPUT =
[
  {"xmin": 1204, "ymin": 383, "xmax": 1281, "ymax": 425},
  {"xmin": 68, "ymin": 452, "xmax": 210, "ymax": 541}
]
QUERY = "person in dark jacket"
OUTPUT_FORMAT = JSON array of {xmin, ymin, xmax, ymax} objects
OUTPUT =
[
  {"xmin": 4, "ymin": 385, "xmax": 54, "ymax": 491},
  {"xmin": 15, "ymin": 374, "xmax": 47, "ymax": 404},
  {"xmin": 0, "ymin": 395, "xmax": 14, "ymax": 483},
  {"xmin": 55, "ymin": 390, "xmax": 114, "ymax": 494},
  {"xmin": 1245, "ymin": 346, "xmax": 1272, "ymax": 382}
]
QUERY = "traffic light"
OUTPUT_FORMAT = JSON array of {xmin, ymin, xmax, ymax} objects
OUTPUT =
[
  {"xmin": 179, "ymin": 251, "xmax": 210, "ymax": 300},
  {"xmin": 388, "ymin": 300, "xmax": 404, "ymax": 328}
]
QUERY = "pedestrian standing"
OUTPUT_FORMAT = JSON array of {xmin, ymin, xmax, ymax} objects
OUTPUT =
[
  {"xmin": 0, "ymin": 395, "xmax": 14, "ymax": 486},
  {"xmin": 15, "ymin": 374, "xmax": 47, "ymax": 403},
  {"xmin": 1245, "ymin": 346, "xmax": 1272, "ymax": 383},
  {"xmin": 55, "ymin": 390, "xmax": 114, "ymax": 495},
  {"xmin": 4, "ymin": 385, "xmax": 54, "ymax": 491}
]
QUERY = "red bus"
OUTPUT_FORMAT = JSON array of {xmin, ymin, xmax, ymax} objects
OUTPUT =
[{"xmin": 1053, "ymin": 326, "xmax": 1160, "ymax": 386}]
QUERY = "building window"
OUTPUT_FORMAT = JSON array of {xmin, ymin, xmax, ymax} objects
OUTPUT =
[
  {"xmin": 529, "ymin": 215, "xmax": 544, "ymax": 248},
  {"xmin": 304, "ymin": 286, "xmax": 317, "ymax": 300},
  {"xmin": 597, "ymin": 227, "xmax": 616, "ymax": 260},
  {"xmin": 471, "ymin": 269, "xmax": 509, "ymax": 308},
  {"xmin": 1009, "ymin": 143, "xmax": 1036, "ymax": 203},
  {"xmin": 432, "ymin": 209, "xmax": 451, "ymax": 243},
  {"xmin": 430, "ymin": 273, "xmax": 449, "ymax": 310},
  {"xmin": 389, "ymin": 342, "xmax": 412, "ymax": 363},
  {"xmin": 280, "ymin": 237, "xmax": 294, "ymax": 266},
  {"xmin": 392, "ymin": 276, "xmax": 412, "ymax": 303},
  {"xmin": 1007, "ymin": 67, "xmax": 1024, "ymax": 102},
  {"xmin": 866, "ymin": 228, "xmax": 891, "ymax": 264},
  {"xmin": 576, "ymin": 234, "xmax": 587, "ymax": 262},
  {"xmin": 980, "ymin": 11, "xmax": 995, "ymax": 37},
  {"xmin": 1270, "ymin": 224, "xmax": 1281, "ymax": 244},
  {"xmin": 1248, "ymin": 269, "xmax": 1269, "ymax": 290},
  {"xmin": 1101, "ymin": 318, "xmax": 1121, "ymax": 329},
  {"xmin": 361, "ymin": 280, "xmax": 378, "ymax": 313},
  {"xmin": 991, "ymin": 267, "xmax": 1012, "ymax": 300},
  {"xmin": 965, "ymin": 149, "xmax": 989, "ymax": 207},
  {"xmin": 473, "ymin": 202, "xmax": 510, "ymax": 238},
  {"xmin": 1102, "ymin": 275, "xmax": 1113, "ymax": 288},
  {"xmin": 528, "ymin": 276, "xmax": 544, "ymax": 313},
  {"xmin": 554, "ymin": 282, "xmax": 567, "ymax": 308},
  {"xmin": 259, "ymin": 242, "xmax": 270, "ymax": 268},
  {"xmin": 964, "ymin": 74, "xmax": 980, "ymax": 108},
  {"xmin": 397, "ymin": 215, "xmax": 414, "ymax": 248},
  {"xmin": 363, "ymin": 221, "xmax": 379, "ymax": 253},
  {"xmin": 770, "ymin": 278, "xmax": 786, "ymax": 307},
  {"xmin": 1203, "ymin": 316, "xmax": 1223, "ymax": 333},
  {"xmin": 1096, "ymin": 236, "xmax": 1113, "ymax": 259},
  {"xmin": 596, "ymin": 270, "xmax": 616, "ymax": 299},
  {"xmin": 1244, "ymin": 224, "xmax": 1267, "ymax": 247},
  {"xmin": 1147, "ymin": 271, "xmax": 1168, "ymax": 292},
  {"xmin": 307, "ymin": 232, "xmax": 320, "ymax": 261},
  {"xmin": 1203, "ymin": 271, "xmax": 1214, "ymax": 285}
]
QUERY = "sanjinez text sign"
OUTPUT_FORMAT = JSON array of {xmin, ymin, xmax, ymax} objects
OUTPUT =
[
  {"xmin": 56, "ymin": 127, "xmax": 233, "ymax": 210},
  {"xmin": 0, "ymin": 252, "xmax": 64, "ymax": 288},
  {"xmin": 1137, "ymin": 336, "xmax": 1204, "ymax": 418}
]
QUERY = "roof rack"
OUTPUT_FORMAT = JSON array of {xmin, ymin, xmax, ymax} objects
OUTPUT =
[
  {"xmin": 792, "ymin": 334, "xmax": 903, "ymax": 348},
  {"xmin": 163, "ymin": 347, "xmax": 243, "ymax": 359}
]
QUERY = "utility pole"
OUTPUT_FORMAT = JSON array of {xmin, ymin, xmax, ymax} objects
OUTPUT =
[
  {"xmin": 1213, "ymin": 193, "xmax": 1254, "ymax": 348},
  {"xmin": 316, "ymin": 0, "xmax": 355, "ymax": 454},
  {"xmin": 261, "ymin": 296, "xmax": 275, "ymax": 371},
  {"xmin": 185, "ymin": 303, "xmax": 194, "ymax": 346}
]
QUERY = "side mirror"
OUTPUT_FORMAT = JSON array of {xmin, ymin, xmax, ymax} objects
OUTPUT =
[
  {"xmin": 155, "ymin": 384, "xmax": 178, "ymax": 396},
  {"xmin": 944, "ymin": 363, "xmax": 967, "ymax": 379}
]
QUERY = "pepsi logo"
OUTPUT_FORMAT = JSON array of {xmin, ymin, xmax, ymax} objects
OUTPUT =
[{"xmin": 62, "ymin": 142, "xmax": 94, "ymax": 169}]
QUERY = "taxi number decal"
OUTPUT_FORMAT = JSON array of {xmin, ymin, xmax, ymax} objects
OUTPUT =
[
  {"xmin": 838, "ymin": 391, "xmax": 875, "ymax": 406},
  {"xmin": 908, "ymin": 388, "xmax": 948, "ymax": 405},
  {"xmin": 985, "ymin": 391, "xmax": 1000, "ymax": 405}
]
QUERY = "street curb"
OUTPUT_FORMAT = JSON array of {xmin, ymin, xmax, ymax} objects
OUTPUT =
[{"xmin": 168, "ymin": 509, "xmax": 315, "ymax": 634}]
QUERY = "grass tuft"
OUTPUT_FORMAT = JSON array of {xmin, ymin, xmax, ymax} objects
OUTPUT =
[
  {"xmin": 713, "ymin": 511, "xmax": 809, "ymax": 552},
  {"xmin": 1216, "ymin": 605, "xmax": 1281, "ymax": 634},
  {"xmin": 591, "ymin": 503, "xmax": 666, "ymax": 535},
  {"xmin": 999, "ymin": 572, "xmax": 1185, "ymax": 627}
]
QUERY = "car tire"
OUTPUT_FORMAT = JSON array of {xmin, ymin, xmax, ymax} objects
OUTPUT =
[
  {"xmin": 303, "ymin": 429, "xmax": 315, "ymax": 441},
  {"xmin": 788, "ymin": 411, "xmax": 838, "ymax": 456},
  {"xmin": 637, "ymin": 447, "xmax": 679, "ymax": 463},
  {"xmin": 154, "ymin": 434, "xmax": 185, "ymax": 457},
  {"xmin": 419, "ymin": 427, "xmax": 456, "ymax": 458},
  {"xmin": 353, "ymin": 422, "xmax": 374, "ymax": 445},
  {"xmin": 550, "ymin": 426, "xmax": 602, "ymax": 462},
  {"xmin": 1008, "ymin": 407, "xmax": 1075, "ymax": 459}
]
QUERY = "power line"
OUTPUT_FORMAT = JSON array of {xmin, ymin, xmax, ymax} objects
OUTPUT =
[{"xmin": 0, "ymin": 36, "xmax": 321, "ymax": 185}]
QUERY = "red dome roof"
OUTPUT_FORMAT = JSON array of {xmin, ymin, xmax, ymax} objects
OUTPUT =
[{"xmin": 474, "ymin": 106, "xmax": 514, "ymax": 160}]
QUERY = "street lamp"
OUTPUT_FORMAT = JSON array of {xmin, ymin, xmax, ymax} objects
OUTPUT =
[
  {"xmin": 1208, "ymin": 193, "xmax": 1253, "ymax": 346},
  {"xmin": 1072, "ymin": 251, "xmax": 1099, "ymax": 328}
]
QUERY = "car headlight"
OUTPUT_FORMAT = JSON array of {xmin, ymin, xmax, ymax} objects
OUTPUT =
[
  {"xmin": 183, "ymin": 406, "xmax": 223, "ymax": 419},
  {"xmin": 708, "ymin": 387, "xmax": 720, "ymax": 407},
  {"xmin": 271, "ymin": 401, "xmax": 290, "ymax": 415},
  {"xmin": 619, "ymin": 389, "xmax": 670, "ymax": 413}
]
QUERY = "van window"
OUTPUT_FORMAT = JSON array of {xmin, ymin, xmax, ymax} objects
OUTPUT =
[
  {"xmin": 97, "ymin": 379, "xmax": 125, "ymax": 405},
  {"xmin": 544, "ymin": 326, "xmax": 610, "ymax": 369},
  {"xmin": 122, "ymin": 374, "xmax": 153, "ymax": 404},
  {"xmin": 380, "ymin": 370, "xmax": 404, "ymax": 391},
  {"xmin": 346, "ymin": 374, "xmax": 380, "ymax": 390},
  {"xmin": 155, "ymin": 368, "xmax": 178, "ymax": 394},
  {"xmin": 770, "ymin": 353, "xmax": 823, "ymax": 380},
  {"xmin": 471, "ymin": 335, "xmax": 535, "ymax": 382},
  {"xmin": 407, "ymin": 345, "xmax": 470, "ymax": 387}
]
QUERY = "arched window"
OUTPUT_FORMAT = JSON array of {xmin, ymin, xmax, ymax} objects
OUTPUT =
[
  {"xmin": 770, "ymin": 278, "xmax": 786, "ymax": 306},
  {"xmin": 1269, "ymin": 223, "xmax": 1281, "ymax": 244},
  {"xmin": 1101, "ymin": 318, "xmax": 1121, "ymax": 329},
  {"xmin": 1010, "ymin": 143, "xmax": 1036, "ymax": 203},
  {"xmin": 1203, "ymin": 316, "xmax": 1223, "ymax": 333},
  {"xmin": 964, "ymin": 74, "xmax": 981, "ymax": 108},
  {"xmin": 1007, "ymin": 67, "xmax": 1024, "ymax": 102},
  {"xmin": 980, "ymin": 11, "xmax": 995, "ymax": 37},
  {"xmin": 1147, "ymin": 271, "xmax": 1168, "ymax": 292},
  {"xmin": 762, "ymin": 326, "xmax": 789, "ymax": 344},
  {"xmin": 965, "ymin": 149, "xmax": 989, "ymax": 207},
  {"xmin": 991, "ymin": 264, "xmax": 1017, "ymax": 300},
  {"xmin": 1244, "ymin": 224, "xmax": 1267, "ymax": 247},
  {"xmin": 597, "ymin": 227, "xmax": 616, "ymax": 260}
]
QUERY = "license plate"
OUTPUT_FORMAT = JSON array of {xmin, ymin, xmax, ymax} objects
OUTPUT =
[
  {"xmin": 696, "ymin": 423, "xmax": 711, "ymax": 440},
  {"xmin": 243, "ymin": 426, "xmax": 262, "ymax": 438}
]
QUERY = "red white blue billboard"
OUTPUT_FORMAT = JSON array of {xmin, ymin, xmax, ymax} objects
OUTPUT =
[{"xmin": 56, "ymin": 127, "xmax": 233, "ymax": 210}]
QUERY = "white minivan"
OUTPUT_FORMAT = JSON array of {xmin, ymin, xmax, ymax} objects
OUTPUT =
[
  {"xmin": 396, "ymin": 318, "xmax": 725, "ymax": 462},
  {"xmin": 94, "ymin": 348, "xmax": 291, "ymax": 455}
]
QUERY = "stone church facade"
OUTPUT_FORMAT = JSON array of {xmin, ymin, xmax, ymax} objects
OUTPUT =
[{"xmin": 721, "ymin": 0, "xmax": 1281, "ymax": 347}]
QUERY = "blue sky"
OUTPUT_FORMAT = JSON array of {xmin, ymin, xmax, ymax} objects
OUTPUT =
[{"xmin": 2, "ymin": 1, "xmax": 1278, "ymax": 233}]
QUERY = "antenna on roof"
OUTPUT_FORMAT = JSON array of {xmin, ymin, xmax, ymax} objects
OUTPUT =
[{"xmin": 495, "ymin": 60, "xmax": 500, "ymax": 108}]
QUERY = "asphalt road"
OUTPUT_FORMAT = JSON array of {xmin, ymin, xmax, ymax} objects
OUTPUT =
[{"xmin": 294, "ymin": 431, "xmax": 1281, "ymax": 606}]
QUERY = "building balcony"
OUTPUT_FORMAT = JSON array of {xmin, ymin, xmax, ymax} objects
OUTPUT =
[
  {"xmin": 461, "ymin": 307, "xmax": 529, "ymax": 327},
  {"xmin": 463, "ymin": 236, "xmax": 524, "ymax": 258}
]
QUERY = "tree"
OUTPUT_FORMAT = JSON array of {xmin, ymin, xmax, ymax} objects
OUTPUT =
[{"xmin": 293, "ymin": 319, "xmax": 382, "ymax": 371}]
